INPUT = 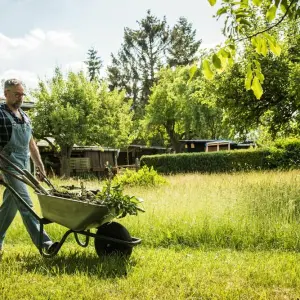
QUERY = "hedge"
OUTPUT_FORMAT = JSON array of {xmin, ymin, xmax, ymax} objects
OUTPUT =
[{"xmin": 140, "ymin": 149, "xmax": 271, "ymax": 174}]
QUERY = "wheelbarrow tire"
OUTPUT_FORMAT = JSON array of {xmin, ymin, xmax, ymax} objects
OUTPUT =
[{"xmin": 95, "ymin": 222, "xmax": 133, "ymax": 258}]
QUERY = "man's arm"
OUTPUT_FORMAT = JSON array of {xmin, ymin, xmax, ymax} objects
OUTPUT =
[{"xmin": 29, "ymin": 136, "xmax": 46, "ymax": 178}]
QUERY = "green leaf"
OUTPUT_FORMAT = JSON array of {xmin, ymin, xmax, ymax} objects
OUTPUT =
[
  {"xmin": 212, "ymin": 54, "xmax": 222, "ymax": 69},
  {"xmin": 256, "ymin": 70, "xmax": 265, "ymax": 83},
  {"xmin": 219, "ymin": 48, "xmax": 230, "ymax": 58},
  {"xmin": 208, "ymin": 0, "xmax": 217, "ymax": 6},
  {"xmin": 266, "ymin": 5, "xmax": 277, "ymax": 22},
  {"xmin": 245, "ymin": 64, "xmax": 253, "ymax": 90},
  {"xmin": 188, "ymin": 65, "xmax": 198, "ymax": 83},
  {"xmin": 269, "ymin": 40, "xmax": 282, "ymax": 56},
  {"xmin": 202, "ymin": 59, "xmax": 214, "ymax": 80},
  {"xmin": 280, "ymin": 0, "xmax": 288, "ymax": 13},
  {"xmin": 217, "ymin": 7, "xmax": 227, "ymax": 16},
  {"xmin": 260, "ymin": 38, "xmax": 268, "ymax": 56},
  {"xmin": 252, "ymin": 0, "xmax": 262, "ymax": 6},
  {"xmin": 251, "ymin": 76, "xmax": 263, "ymax": 99}
]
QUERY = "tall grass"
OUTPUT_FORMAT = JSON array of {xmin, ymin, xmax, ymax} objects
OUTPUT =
[
  {"xmin": 2, "ymin": 170, "xmax": 300, "ymax": 251},
  {"xmin": 120, "ymin": 170, "xmax": 300, "ymax": 251}
]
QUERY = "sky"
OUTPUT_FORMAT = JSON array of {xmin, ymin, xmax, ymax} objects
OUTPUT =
[{"xmin": 0, "ymin": 0, "xmax": 224, "ymax": 95}]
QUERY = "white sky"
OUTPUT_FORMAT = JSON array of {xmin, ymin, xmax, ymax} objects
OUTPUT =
[{"xmin": 0, "ymin": 0, "xmax": 224, "ymax": 95}]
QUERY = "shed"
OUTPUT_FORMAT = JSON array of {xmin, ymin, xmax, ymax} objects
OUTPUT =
[
  {"xmin": 180, "ymin": 139, "xmax": 255, "ymax": 153},
  {"xmin": 37, "ymin": 138, "xmax": 119, "ymax": 177},
  {"xmin": 118, "ymin": 145, "xmax": 169, "ymax": 166}
]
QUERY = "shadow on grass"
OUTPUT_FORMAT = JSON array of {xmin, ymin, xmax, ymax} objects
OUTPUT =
[{"xmin": 17, "ymin": 250, "xmax": 137, "ymax": 278}]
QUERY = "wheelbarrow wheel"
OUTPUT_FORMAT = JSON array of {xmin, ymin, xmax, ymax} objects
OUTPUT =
[{"xmin": 94, "ymin": 222, "xmax": 133, "ymax": 258}]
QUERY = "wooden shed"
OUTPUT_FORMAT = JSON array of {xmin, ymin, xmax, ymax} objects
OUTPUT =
[
  {"xmin": 37, "ymin": 139, "xmax": 119, "ymax": 178},
  {"xmin": 118, "ymin": 145, "xmax": 169, "ymax": 166}
]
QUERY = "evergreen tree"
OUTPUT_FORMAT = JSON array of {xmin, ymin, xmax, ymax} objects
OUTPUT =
[
  {"xmin": 107, "ymin": 10, "xmax": 170, "ymax": 112},
  {"xmin": 85, "ymin": 48, "xmax": 103, "ymax": 81},
  {"xmin": 167, "ymin": 17, "xmax": 201, "ymax": 67}
]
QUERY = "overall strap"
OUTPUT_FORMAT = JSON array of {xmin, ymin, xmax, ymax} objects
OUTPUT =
[{"xmin": 1, "ymin": 109, "xmax": 17, "ymax": 124}]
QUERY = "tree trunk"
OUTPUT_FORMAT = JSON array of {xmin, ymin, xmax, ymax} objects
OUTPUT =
[
  {"xmin": 165, "ymin": 122, "xmax": 182, "ymax": 153},
  {"xmin": 59, "ymin": 145, "xmax": 73, "ymax": 178}
]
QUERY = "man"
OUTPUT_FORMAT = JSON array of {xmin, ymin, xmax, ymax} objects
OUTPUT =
[{"xmin": 0, "ymin": 79, "xmax": 57, "ymax": 257}]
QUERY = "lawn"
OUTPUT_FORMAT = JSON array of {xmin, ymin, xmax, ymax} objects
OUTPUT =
[{"xmin": 1, "ymin": 170, "xmax": 300, "ymax": 299}]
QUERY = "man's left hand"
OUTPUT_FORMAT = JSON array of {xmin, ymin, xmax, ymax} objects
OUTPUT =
[{"xmin": 36, "ymin": 166, "xmax": 46, "ymax": 182}]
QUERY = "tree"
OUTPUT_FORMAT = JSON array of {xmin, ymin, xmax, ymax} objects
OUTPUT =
[
  {"xmin": 209, "ymin": 31, "xmax": 300, "ymax": 139},
  {"xmin": 107, "ymin": 50, "xmax": 139, "ymax": 106},
  {"xmin": 85, "ymin": 47, "xmax": 103, "ymax": 82},
  {"xmin": 144, "ymin": 67, "xmax": 230, "ymax": 152},
  {"xmin": 107, "ymin": 10, "xmax": 170, "ymax": 113},
  {"xmin": 204, "ymin": 0, "xmax": 300, "ymax": 99},
  {"xmin": 31, "ymin": 68, "xmax": 133, "ymax": 177},
  {"xmin": 167, "ymin": 17, "xmax": 202, "ymax": 67}
]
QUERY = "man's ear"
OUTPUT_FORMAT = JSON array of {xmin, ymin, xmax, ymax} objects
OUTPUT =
[{"xmin": 4, "ymin": 90, "xmax": 7, "ymax": 97}]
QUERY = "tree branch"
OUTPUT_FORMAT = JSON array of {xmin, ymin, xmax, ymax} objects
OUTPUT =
[{"xmin": 236, "ymin": 0, "xmax": 296, "ymax": 42}]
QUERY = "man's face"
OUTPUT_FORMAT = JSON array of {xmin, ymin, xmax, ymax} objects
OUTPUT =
[{"xmin": 4, "ymin": 84, "xmax": 25, "ymax": 109}]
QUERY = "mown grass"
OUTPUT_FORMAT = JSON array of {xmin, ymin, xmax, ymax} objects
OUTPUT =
[{"xmin": 1, "ymin": 170, "xmax": 300, "ymax": 299}]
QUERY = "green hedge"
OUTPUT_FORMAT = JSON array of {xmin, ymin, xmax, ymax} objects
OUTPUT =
[
  {"xmin": 268, "ymin": 138, "xmax": 300, "ymax": 169},
  {"xmin": 140, "ymin": 149, "xmax": 271, "ymax": 174}
]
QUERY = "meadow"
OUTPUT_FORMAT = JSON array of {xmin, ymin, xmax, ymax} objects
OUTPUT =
[{"xmin": 1, "ymin": 170, "xmax": 300, "ymax": 299}]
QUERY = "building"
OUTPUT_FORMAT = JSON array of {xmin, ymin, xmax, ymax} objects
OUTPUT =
[
  {"xmin": 117, "ymin": 145, "xmax": 170, "ymax": 166},
  {"xmin": 37, "ymin": 138, "xmax": 119, "ymax": 178},
  {"xmin": 180, "ymin": 139, "xmax": 255, "ymax": 153}
]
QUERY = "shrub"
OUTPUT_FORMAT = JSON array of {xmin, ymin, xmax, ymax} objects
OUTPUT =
[
  {"xmin": 267, "ymin": 138, "xmax": 300, "ymax": 169},
  {"xmin": 112, "ymin": 166, "xmax": 168, "ymax": 187},
  {"xmin": 141, "ymin": 149, "xmax": 271, "ymax": 174}
]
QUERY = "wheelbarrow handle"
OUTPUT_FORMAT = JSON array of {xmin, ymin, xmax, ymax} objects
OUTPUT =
[
  {"xmin": 0, "ymin": 153, "xmax": 50, "ymax": 195},
  {"xmin": 0, "ymin": 165, "xmax": 41, "ymax": 193},
  {"xmin": 23, "ymin": 169, "xmax": 50, "ymax": 195},
  {"xmin": 0, "ymin": 153, "xmax": 26, "ymax": 176}
]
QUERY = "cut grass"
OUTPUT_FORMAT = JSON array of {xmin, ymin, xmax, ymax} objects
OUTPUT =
[{"xmin": 0, "ymin": 170, "xmax": 300, "ymax": 299}]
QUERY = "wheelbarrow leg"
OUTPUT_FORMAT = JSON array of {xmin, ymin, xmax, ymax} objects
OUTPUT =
[{"xmin": 38, "ymin": 221, "xmax": 73, "ymax": 258}]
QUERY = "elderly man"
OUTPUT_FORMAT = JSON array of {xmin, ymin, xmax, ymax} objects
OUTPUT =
[{"xmin": 0, "ymin": 79, "xmax": 57, "ymax": 256}]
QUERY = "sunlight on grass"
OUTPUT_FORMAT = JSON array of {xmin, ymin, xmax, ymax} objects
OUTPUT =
[{"xmin": 1, "ymin": 170, "xmax": 300, "ymax": 298}]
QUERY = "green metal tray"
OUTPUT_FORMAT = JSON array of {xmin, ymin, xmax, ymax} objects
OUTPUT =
[{"xmin": 37, "ymin": 193, "xmax": 116, "ymax": 231}]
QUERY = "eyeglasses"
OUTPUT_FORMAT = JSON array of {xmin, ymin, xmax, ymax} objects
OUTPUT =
[{"xmin": 13, "ymin": 92, "xmax": 26, "ymax": 98}]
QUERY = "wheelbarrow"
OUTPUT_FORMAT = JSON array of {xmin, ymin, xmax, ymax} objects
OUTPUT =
[{"xmin": 0, "ymin": 153, "xmax": 142, "ymax": 258}]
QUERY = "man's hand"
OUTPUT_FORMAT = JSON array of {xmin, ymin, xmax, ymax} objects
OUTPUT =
[{"xmin": 36, "ymin": 165, "xmax": 46, "ymax": 182}]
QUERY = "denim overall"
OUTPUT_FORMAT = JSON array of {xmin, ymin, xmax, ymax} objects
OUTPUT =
[{"xmin": 0, "ymin": 109, "xmax": 52, "ymax": 250}]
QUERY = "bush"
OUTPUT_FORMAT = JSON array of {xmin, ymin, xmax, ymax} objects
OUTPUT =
[
  {"xmin": 141, "ymin": 149, "xmax": 271, "ymax": 174},
  {"xmin": 267, "ymin": 138, "xmax": 300, "ymax": 169},
  {"xmin": 112, "ymin": 166, "xmax": 168, "ymax": 187}
]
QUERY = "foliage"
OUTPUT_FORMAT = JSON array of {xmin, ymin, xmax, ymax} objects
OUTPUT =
[
  {"xmin": 208, "ymin": 30, "xmax": 300, "ymax": 138},
  {"xmin": 111, "ymin": 166, "xmax": 168, "ymax": 187},
  {"xmin": 144, "ymin": 66, "xmax": 231, "ymax": 152},
  {"xmin": 31, "ymin": 68, "xmax": 133, "ymax": 177},
  {"xmin": 106, "ymin": 10, "xmax": 170, "ymax": 113},
  {"xmin": 107, "ymin": 11, "xmax": 202, "ymax": 119},
  {"xmin": 141, "ymin": 149, "xmax": 270, "ymax": 174},
  {"xmin": 51, "ymin": 182, "xmax": 143, "ymax": 219},
  {"xmin": 205, "ymin": 0, "xmax": 300, "ymax": 98},
  {"xmin": 84, "ymin": 48, "xmax": 103, "ymax": 82},
  {"xmin": 267, "ymin": 137, "xmax": 300, "ymax": 169},
  {"xmin": 167, "ymin": 17, "xmax": 202, "ymax": 67},
  {"xmin": 94, "ymin": 184, "xmax": 142, "ymax": 218}
]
